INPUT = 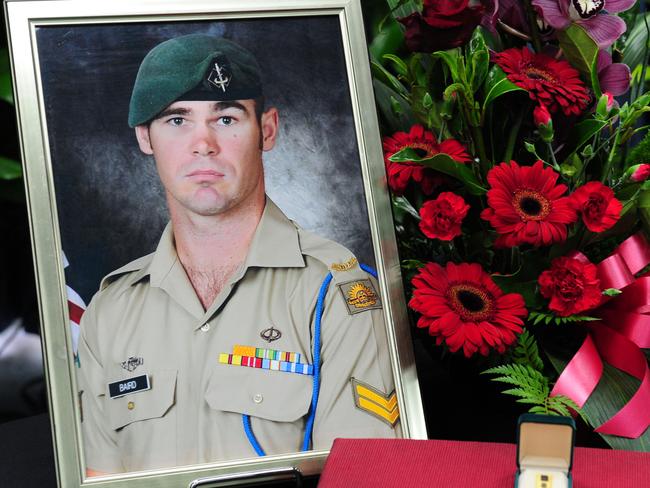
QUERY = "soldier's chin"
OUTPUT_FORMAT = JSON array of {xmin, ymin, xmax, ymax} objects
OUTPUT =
[{"xmin": 187, "ymin": 196, "xmax": 237, "ymax": 217}]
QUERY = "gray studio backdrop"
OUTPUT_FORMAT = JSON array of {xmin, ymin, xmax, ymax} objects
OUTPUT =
[{"xmin": 35, "ymin": 16, "xmax": 376, "ymax": 303}]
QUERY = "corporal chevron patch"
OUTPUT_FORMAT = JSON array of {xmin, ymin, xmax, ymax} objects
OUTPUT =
[{"xmin": 350, "ymin": 378, "xmax": 399, "ymax": 427}]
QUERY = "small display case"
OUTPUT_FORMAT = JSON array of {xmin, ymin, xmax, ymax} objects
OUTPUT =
[{"xmin": 515, "ymin": 414, "xmax": 576, "ymax": 488}]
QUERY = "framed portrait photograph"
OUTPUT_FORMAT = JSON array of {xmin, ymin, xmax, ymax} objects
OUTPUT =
[{"xmin": 5, "ymin": 0, "xmax": 426, "ymax": 486}]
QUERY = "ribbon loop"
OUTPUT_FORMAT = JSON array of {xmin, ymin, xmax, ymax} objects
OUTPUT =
[{"xmin": 550, "ymin": 233, "xmax": 650, "ymax": 439}]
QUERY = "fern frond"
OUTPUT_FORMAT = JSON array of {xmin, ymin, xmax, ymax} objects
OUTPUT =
[
  {"xmin": 483, "ymin": 364, "xmax": 550, "ymax": 404},
  {"xmin": 512, "ymin": 329, "xmax": 544, "ymax": 371},
  {"xmin": 528, "ymin": 311, "xmax": 600, "ymax": 326}
]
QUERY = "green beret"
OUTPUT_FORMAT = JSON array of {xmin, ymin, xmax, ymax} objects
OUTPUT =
[{"xmin": 128, "ymin": 34, "xmax": 263, "ymax": 127}]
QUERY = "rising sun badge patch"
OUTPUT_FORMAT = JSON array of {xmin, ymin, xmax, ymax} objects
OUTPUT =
[{"xmin": 338, "ymin": 279, "xmax": 382, "ymax": 315}]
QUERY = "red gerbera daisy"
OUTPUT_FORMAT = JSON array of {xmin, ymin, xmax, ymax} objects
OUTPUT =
[
  {"xmin": 480, "ymin": 160, "xmax": 577, "ymax": 247},
  {"xmin": 409, "ymin": 262, "xmax": 528, "ymax": 357},
  {"xmin": 382, "ymin": 124, "xmax": 472, "ymax": 195},
  {"xmin": 492, "ymin": 47, "xmax": 590, "ymax": 116}
]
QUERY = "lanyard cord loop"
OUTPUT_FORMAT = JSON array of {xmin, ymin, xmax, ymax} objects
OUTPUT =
[{"xmin": 243, "ymin": 264, "xmax": 378, "ymax": 455}]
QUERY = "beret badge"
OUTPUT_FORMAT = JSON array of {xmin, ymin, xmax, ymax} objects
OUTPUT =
[{"xmin": 206, "ymin": 57, "xmax": 231, "ymax": 93}]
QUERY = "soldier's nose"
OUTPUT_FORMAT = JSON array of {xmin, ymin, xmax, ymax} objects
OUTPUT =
[{"xmin": 192, "ymin": 127, "xmax": 219, "ymax": 156}]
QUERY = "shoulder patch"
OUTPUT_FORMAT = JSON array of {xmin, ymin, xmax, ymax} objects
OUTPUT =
[
  {"xmin": 350, "ymin": 378, "xmax": 399, "ymax": 427},
  {"xmin": 338, "ymin": 279, "xmax": 382, "ymax": 314},
  {"xmin": 297, "ymin": 227, "xmax": 355, "ymax": 267}
]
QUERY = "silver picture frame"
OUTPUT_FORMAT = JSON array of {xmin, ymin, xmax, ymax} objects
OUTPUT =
[{"xmin": 4, "ymin": 0, "xmax": 426, "ymax": 486}]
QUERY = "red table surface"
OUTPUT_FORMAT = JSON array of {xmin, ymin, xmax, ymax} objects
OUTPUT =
[{"xmin": 318, "ymin": 438, "xmax": 650, "ymax": 487}]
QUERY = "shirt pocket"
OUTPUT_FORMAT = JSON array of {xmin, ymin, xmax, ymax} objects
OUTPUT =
[
  {"xmin": 105, "ymin": 369, "xmax": 177, "ymax": 431},
  {"xmin": 205, "ymin": 363, "xmax": 311, "ymax": 422}
]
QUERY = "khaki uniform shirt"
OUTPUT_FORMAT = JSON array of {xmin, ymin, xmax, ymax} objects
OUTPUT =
[{"xmin": 77, "ymin": 199, "xmax": 399, "ymax": 473}]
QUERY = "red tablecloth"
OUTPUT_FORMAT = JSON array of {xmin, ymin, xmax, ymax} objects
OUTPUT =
[{"xmin": 318, "ymin": 439, "xmax": 650, "ymax": 487}]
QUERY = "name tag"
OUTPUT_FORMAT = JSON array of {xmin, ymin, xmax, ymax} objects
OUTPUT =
[{"xmin": 108, "ymin": 374, "xmax": 150, "ymax": 399}]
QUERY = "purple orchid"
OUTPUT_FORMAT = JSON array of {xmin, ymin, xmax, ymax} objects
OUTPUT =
[
  {"xmin": 597, "ymin": 49, "xmax": 630, "ymax": 96},
  {"xmin": 532, "ymin": 0, "xmax": 635, "ymax": 48}
]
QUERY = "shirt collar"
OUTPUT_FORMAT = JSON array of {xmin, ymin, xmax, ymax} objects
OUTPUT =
[
  {"xmin": 148, "ymin": 222, "xmax": 177, "ymax": 288},
  {"xmin": 242, "ymin": 198, "xmax": 305, "ymax": 269},
  {"xmin": 146, "ymin": 197, "xmax": 305, "ymax": 288}
]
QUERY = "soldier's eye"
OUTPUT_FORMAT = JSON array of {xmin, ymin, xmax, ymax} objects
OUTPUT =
[
  {"xmin": 219, "ymin": 116, "xmax": 234, "ymax": 126},
  {"xmin": 168, "ymin": 117, "xmax": 185, "ymax": 126}
]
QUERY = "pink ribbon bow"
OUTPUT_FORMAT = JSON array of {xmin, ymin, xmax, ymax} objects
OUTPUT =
[{"xmin": 551, "ymin": 233, "xmax": 650, "ymax": 438}]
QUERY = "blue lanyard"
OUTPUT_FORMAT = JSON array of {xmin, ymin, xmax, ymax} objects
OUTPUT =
[{"xmin": 243, "ymin": 264, "xmax": 378, "ymax": 456}]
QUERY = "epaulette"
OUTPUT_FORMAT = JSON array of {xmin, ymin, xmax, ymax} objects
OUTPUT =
[
  {"xmin": 99, "ymin": 253, "xmax": 154, "ymax": 291},
  {"xmin": 297, "ymin": 227, "xmax": 382, "ymax": 314}
]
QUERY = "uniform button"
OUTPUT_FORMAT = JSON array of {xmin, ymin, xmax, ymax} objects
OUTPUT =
[
  {"xmin": 200, "ymin": 323, "xmax": 210, "ymax": 332},
  {"xmin": 127, "ymin": 401, "xmax": 135, "ymax": 410},
  {"xmin": 253, "ymin": 393, "xmax": 263, "ymax": 404}
]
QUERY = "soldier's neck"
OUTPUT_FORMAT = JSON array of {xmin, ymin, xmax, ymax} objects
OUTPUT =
[{"xmin": 171, "ymin": 196, "xmax": 265, "ymax": 309}]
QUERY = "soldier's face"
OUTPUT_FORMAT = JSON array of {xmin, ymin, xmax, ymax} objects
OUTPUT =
[{"xmin": 135, "ymin": 99, "xmax": 278, "ymax": 217}]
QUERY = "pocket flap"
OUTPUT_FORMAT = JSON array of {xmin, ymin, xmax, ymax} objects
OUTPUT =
[
  {"xmin": 106, "ymin": 369, "xmax": 177, "ymax": 430},
  {"xmin": 205, "ymin": 364, "xmax": 312, "ymax": 422}
]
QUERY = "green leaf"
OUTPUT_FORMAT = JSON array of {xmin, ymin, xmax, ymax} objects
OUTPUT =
[
  {"xmin": 371, "ymin": 60, "xmax": 410, "ymax": 98},
  {"xmin": 548, "ymin": 351, "xmax": 650, "ymax": 450},
  {"xmin": 389, "ymin": 147, "xmax": 487, "ymax": 195},
  {"xmin": 0, "ymin": 156, "xmax": 21, "ymax": 180},
  {"xmin": 482, "ymin": 66, "xmax": 525, "ymax": 113},
  {"xmin": 0, "ymin": 48, "xmax": 13, "ymax": 105},
  {"xmin": 590, "ymin": 53, "xmax": 602, "ymax": 100},
  {"xmin": 372, "ymin": 79, "xmax": 414, "ymax": 130},
  {"xmin": 468, "ymin": 30, "xmax": 489, "ymax": 92},
  {"xmin": 390, "ymin": 96, "xmax": 404, "ymax": 116},
  {"xmin": 556, "ymin": 24, "xmax": 599, "ymax": 76},
  {"xmin": 369, "ymin": 18, "xmax": 405, "ymax": 62},
  {"xmin": 432, "ymin": 49, "xmax": 460, "ymax": 82},
  {"xmin": 392, "ymin": 195, "xmax": 420, "ymax": 220},
  {"xmin": 422, "ymin": 92, "xmax": 433, "ymax": 109},
  {"xmin": 386, "ymin": 0, "xmax": 421, "ymax": 19},
  {"xmin": 401, "ymin": 259, "xmax": 426, "ymax": 270},
  {"xmin": 623, "ymin": 13, "xmax": 650, "ymax": 73},
  {"xmin": 566, "ymin": 119, "xmax": 607, "ymax": 155},
  {"xmin": 639, "ymin": 188, "xmax": 650, "ymax": 209},
  {"xmin": 383, "ymin": 54, "xmax": 409, "ymax": 78},
  {"xmin": 602, "ymin": 288, "xmax": 622, "ymax": 296}
]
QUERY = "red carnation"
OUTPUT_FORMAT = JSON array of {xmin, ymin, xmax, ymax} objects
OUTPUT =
[
  {"xmin": 410, "ymin": 261, "xmax": 528, "ymax": 357},
  {"xmin": 538, "ymin": 256, "xmax": 602, "ymax": 316},
  {"xmin": 570, "ymin": 181, "xmax": 622, "ymax": 232},
  {"xmin": 533, "ymin": 103, "xmax": 554, "ymax": 142},
  {"xmin": 492, "ymin": 47, "xmax": 590, "ymax": 116},
  {"xmin": 383, "ymin": 125, "xmax": 471, "ymax": 195},
  {"xmin": 399, "ymin": 0, "xmax": 486, "ymax": 52},
  {"xmin": 533, "ymin": 103, "xmax": 552, "ymax": 128},
  {"xmin": 480, "ymin": 160, "xmax": 577, "ymax": 247},
  {"xmin": 631, "ymin": 164, "xmax": 650, "ymax": 183},
  {"xmin": 419, "ymin": 192, "xmax": 470, "ymax": 241}
]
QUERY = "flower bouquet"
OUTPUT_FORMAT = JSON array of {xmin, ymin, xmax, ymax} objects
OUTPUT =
[{"xmin": 368, "ymin": 0, "xmax": 650, "ymax": 449}]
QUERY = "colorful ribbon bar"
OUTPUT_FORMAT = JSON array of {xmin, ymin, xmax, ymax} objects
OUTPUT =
[
  {"xmin": 219, "ymin": 353, "xmax": 313, "ymax": 375},
  {"xmin": 233, "ymin": 345, "xmax": 301, "ymax": 363}
]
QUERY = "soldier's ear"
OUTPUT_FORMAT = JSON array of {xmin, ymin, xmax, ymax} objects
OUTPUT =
[
  {"xmin": 260, "ymin": 107, "xmax": 279, "ymax": 152},
  {"xmin": 135, "ymin": 125, "xmax": 154, "ymax": 155}
]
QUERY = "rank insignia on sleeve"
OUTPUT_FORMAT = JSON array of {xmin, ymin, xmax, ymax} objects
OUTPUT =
[
  {"xmin": 338, "ymin": 279, "xmax": 382, "ymax": 315},
  {"xmin": 350, "ymin": 378, "xmax": 399, "ymax": 427}
]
